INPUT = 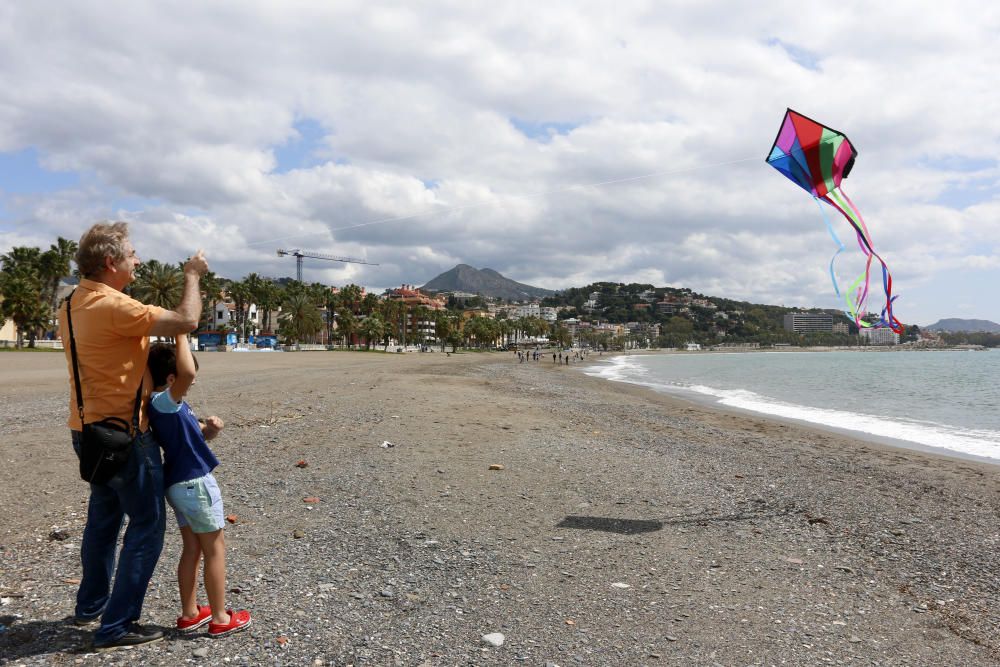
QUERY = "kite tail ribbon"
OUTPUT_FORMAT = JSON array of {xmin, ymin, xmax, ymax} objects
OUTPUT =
[
  {"xmin": 820, "ymin": 188, "xmax": 903, "ymax": 334},
  {"xmin": 813, "ymin": 197, "xmax": 857, "ymax": 323}
]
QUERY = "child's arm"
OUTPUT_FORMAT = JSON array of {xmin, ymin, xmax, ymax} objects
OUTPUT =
[{"xmin": 168, "ymin": 334, "xmax": 197, "ymax": 403}]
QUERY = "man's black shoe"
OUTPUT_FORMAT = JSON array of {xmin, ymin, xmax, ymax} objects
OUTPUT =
[{"xmin": 92, "ymin": 624, "xmax": 164, "ymax": 652}]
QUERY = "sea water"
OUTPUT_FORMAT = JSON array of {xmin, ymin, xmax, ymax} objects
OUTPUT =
[{"xmin": 584, "ymin": 350, "xmax": 1000, "ymax": 462}]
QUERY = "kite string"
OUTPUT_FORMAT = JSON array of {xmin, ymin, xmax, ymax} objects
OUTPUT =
[{"xmin": 247, "ymin": 154, "xmax": 762, "ymax": 248}]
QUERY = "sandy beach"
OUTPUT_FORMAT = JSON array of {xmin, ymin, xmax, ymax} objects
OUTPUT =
[{"xmin": 2, "ymin": 349, "xmax": 1000, "ymax": 665}]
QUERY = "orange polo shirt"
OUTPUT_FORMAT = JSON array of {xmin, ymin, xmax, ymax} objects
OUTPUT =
[{"xmin": 58, "ymin": 279, "xmax": 166, "ymax": 432}]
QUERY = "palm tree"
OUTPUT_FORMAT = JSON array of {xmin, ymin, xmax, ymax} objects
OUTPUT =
[
  {"xmin": 339, "ymin": 284, "xmax": 363, "ymax": 316},
  {"xmin": 360, "ymin": 314, "xmax": 385, "ymax": 350},
  {"xmin": 411, "ymin": 304, "xmax": 431, "ymax": 346},
  {"xmin": 464, "ymin": 316, "xmax": 497, "ymax": 349},
  {"xmin": 0, "ymin": 273, "xmax": 47, "ymax": 348},
  {"xmin": 301, "ymin": 283, "xmax": 330, "ymax": 343},
  {"xmin": 379, "ymin": 298, "xmax": 403, "ymax": 346},
  {"xmin": 336, "ymin": 307, "xmax": 358, "ymax": 349},
  {"xmin": 39, "ymin": 237, "xmax": 77, "ymax": 322},
  {"xmin": 434, "ymin": 311, "xmax": 453, "ymax": 352},
  {"xmin": 279, "ymin": 292, "xmax": 323, "ymax": 344},
  {"xmin": 1, "ymin": 246, "xmax": 42, "ymax": 271},
  {"xmin": 252, "ymin": 280, "xmax": 282, "ymax": 334},
  {"xmin": 131, "ymin": 259, "xmax": 184, "ymax": 309},
  {"xmin": 227, "ymin": 280, "xmax": 252, "ymax": 343},
  {"xmin": 323, "ymin": 289, "xmax": 339, "ymax": 345},
  {"xmin": 552, "ymin": 323, "xmax": 572, "ymax": 348},
  {"xmin": 199, "ymin": 271, "xmax": 224, "ymax": 330},
  {"xmin": 398, "ymin": 302, "xmax": 408, "ymax": 347},
  {"xmin": 360, "ymin": 292, "xmax": 380, "ymax": 317},
  {"xmin": 242, "ymin": 273, "xmax": 270, "ymax": 337},
  {"xmin": 1, "ymin": 246, "xmax": 45, "ymax": 347}
]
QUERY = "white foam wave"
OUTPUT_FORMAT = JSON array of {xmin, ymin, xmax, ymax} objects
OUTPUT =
[
  {"xmin": 585, "ymin": 357, "xmax": 1000, "ymax": 461},
  {"xmin": 583, "ymin": 355, "xmax": 648, "ymax": 382}
]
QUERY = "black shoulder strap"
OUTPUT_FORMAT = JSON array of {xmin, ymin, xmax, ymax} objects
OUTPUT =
[
  {"xmin": 65, "ymin": 290, "xmax": 86, "ymax": 424},
  {"xmin": 65, "ymin": 290, "xmax": 142, "ymax": 433}
]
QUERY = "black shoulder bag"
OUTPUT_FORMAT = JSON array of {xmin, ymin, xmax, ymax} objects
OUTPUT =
[{"xmin": 66, "ymin": 290, "xmax": 142, "ymax": 484}]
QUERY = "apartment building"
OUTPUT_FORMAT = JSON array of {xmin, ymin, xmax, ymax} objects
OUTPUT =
[{"xmin": 783, "ymin": 311, "xmax": 833, "ymax": 334}]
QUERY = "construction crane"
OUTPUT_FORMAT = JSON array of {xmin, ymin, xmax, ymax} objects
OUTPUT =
[{"xmin": 276, "ymin": 248, "xmax": 378, "ymax": 282}]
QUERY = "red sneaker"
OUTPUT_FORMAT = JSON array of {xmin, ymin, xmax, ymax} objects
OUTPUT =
[
  {"xmin": 176, "ymin": 605, "xmax": 212, "ymax": 632},
  {"xmin": 208, "ymin": 609, "xmax": 252, "ymax": 637}
]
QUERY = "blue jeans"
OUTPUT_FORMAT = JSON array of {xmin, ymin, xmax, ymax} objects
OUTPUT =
[{"xmin": 71, "ymin": 430, "xmax": 166, "ymax": 644}]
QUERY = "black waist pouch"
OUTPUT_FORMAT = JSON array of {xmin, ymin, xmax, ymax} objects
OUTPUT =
[{"xmin": 80, "ymin": 417, "xmax": 135, "ymax": 484}]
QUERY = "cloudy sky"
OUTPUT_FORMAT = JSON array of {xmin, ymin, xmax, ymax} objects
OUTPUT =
[{"xmin": 1, "ymin": 2, "xmax": 998, "ymax": 326}]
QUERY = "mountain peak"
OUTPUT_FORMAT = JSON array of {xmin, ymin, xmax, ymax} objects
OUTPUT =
[
  {"xmin": 925, "ymin": 318, "xmax": 1000, "ymax": 333},
  {"xmin": 421, "ymin": 265, "xmax": 554, "ymax": 301}
]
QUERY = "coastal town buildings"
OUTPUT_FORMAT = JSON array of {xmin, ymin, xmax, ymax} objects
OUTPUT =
[{"xmin": 385, "ymin": 285, "xmax": 446, "ymax": 344}]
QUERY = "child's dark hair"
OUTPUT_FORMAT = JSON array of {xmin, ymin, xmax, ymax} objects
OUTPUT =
[{"xmin": 148, "ymin": 342, "xmax": 199, "ymax": 388}]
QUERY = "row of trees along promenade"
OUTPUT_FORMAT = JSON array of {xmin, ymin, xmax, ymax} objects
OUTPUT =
[{"xmin": 5, "ymin": 239, "xmax": 999, "ymax": 349}]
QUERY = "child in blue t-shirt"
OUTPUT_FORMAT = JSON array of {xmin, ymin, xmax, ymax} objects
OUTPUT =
[{"xmin": 148, "ymin": 334, "xmax": 251, "ymax": 638}]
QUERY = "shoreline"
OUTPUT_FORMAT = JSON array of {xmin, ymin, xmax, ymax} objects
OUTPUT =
[
  {"xmin": 2, "ymin": 351, "xmax": 1000, "ymax": 664},
  {"xmin": 583, "ymin": 350, "xmax": 1000, "ymax": 469}
]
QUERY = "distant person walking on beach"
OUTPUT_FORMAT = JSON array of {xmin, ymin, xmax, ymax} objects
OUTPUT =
[
  {"xmin": 148, "ymin": 336, "xmax": 252, "ymax": 638},
  {"xmin": 58, "ymin": 222, "xmax": 208, "ymax": 651}
]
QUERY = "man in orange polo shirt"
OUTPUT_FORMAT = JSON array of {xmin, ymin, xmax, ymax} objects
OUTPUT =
[{"xmin": 57, "ymin": 221, "xmax": 209, "ymax": 651}]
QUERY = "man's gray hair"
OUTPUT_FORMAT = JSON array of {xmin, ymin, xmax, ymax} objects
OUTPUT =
[{"xmin": 76, "ymin": 222, "xmax": 130, "ymax": 279}]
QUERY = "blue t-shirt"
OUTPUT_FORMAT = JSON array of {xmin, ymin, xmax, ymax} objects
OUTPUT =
[{"xmin": 149, "ymin": 391, "xmax": 220, "ymax": 488}]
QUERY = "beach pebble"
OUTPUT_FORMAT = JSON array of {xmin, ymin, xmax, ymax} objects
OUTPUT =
[
  {"xmin": 193, "ymin": 646, "xmax": 209, "ymax": 658},
  {"xmin": 489, "ymin": 464, "xmax": 505, "ymax": 470},
  {"xmin": 482, "ymin": 632, "xmax": 505, "ymax": 647},
  {"xmin": 611, "ymin": 582, "xmax": 631, "ymax": 589}
]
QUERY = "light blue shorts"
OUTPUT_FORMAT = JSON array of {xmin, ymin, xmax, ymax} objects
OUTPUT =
[{"xmin": 166, "ymin": 473, "xmax": 225, "ymax": 533}]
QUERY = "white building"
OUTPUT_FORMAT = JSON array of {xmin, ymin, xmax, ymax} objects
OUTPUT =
[
  {"xmin": 859, "ymin": 327, "xmax": 899, "ymax": 345},
  {"xmin": 211, "ymin": 301, "xmax": 261, "ymax": 335},
  {"xmin": 513, "ymin": 303, "xmax": 541, "ymax": 318}
]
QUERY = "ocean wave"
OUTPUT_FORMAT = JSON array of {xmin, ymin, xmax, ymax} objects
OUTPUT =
[{"xmin": 583, "ymin": 356, "xmax": 1000, "ymax": 461}]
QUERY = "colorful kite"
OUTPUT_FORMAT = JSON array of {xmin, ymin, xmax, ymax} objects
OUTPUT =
[{"xmin": 766, "ymin": 108, "xmax": 902, "ymax": 333}]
